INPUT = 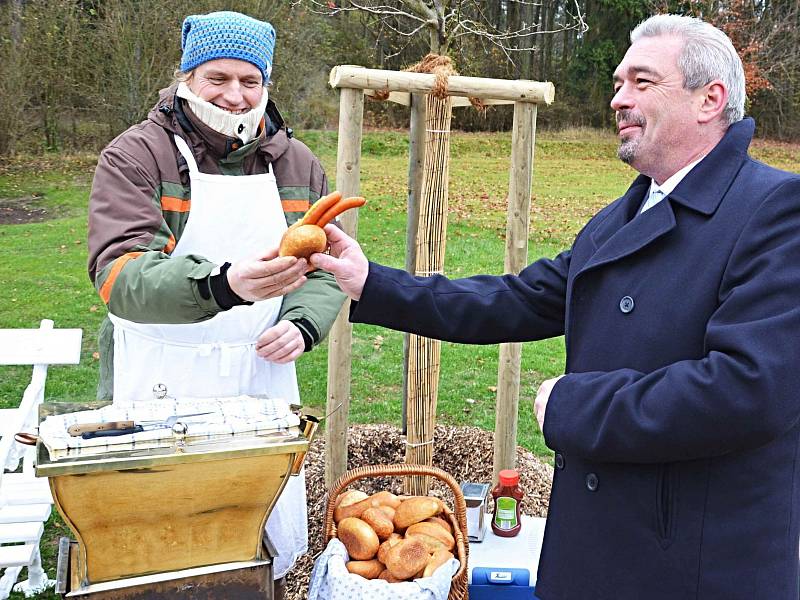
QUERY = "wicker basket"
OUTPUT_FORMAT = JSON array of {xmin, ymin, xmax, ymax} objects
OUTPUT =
[{"xmin": 324, "ymin": 463, "xmax": 469, "ymax": 600}]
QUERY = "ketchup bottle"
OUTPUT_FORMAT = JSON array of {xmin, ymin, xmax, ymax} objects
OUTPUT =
[{"xmin": 491, "ymin": 469, "xmax": 523, "ymax": 537}]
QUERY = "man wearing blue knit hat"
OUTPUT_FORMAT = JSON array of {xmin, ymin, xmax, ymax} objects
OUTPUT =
[{"xmin": 87, "ymin": 11, "xmax": 345, "ymax": 599}]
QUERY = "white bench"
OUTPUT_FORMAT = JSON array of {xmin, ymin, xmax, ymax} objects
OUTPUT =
[{"xmin": 0, "ymin": 319, "xmax": 82, "ymax": 599}]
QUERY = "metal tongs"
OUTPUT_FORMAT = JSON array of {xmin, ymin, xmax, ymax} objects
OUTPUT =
[{"xmin": 66, "ymin": 412, "xmax": 214, "ymax": 439}]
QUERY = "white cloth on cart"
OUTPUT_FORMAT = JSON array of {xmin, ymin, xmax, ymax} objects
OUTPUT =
[
  {"xmin": 308, "ymin": 538, "xmax": 459, "ymax": 600},
  {"xmin": 38, "ymin": 395, "xmax": 300, "ymax": 457}
]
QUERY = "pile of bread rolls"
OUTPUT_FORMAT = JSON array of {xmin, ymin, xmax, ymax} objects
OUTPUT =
[{"xmin": 333, "ymin": 489, "xmax": 456, "ymax": 582}]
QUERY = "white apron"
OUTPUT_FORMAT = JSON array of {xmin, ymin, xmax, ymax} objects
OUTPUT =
[{"xmin": 109, "ymin": 134, "xmax": 307, "ymax": 578}]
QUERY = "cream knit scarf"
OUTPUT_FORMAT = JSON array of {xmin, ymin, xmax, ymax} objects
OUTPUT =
[{"xmin": 176, "ymin": 81, "xmax": 268, "ymax": 144}]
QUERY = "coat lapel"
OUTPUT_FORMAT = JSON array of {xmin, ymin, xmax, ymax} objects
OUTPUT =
[
  {"xmin": 667, "ymin": 118, "xmax": 753, "ymax": 215},
  {"xmin": 581, "ymin": 174, "xmax": 675, "ymax": 274},
  {"xmin": 580, "ymin": 118, "xmax": 755, "ymax": 276}
]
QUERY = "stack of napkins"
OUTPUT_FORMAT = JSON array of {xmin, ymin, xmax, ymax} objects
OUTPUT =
[{"xmin": 38, "ymin": 395, "xmax": 300, "ymax": 459}]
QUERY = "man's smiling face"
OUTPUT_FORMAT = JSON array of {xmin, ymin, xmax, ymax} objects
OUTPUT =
[
  {"xmin": 610, "ymin": 34, "xmax": 709, "ymax": 182},
  {"xmin": 189, "ymin": 58, "xmax": 264, "ymax": 114}
]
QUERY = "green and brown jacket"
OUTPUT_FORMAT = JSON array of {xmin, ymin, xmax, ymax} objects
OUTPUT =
[{"xmin": 88, "ymin": 84, "xmax": 345, "ymax": 400}]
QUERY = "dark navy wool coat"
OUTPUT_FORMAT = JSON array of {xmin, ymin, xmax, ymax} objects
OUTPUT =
[{"xmin": 351, "ymin": 118, "xmax": 800, "ymax": 599}]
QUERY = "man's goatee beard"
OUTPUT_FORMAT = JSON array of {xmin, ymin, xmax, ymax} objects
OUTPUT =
[{"xmin": 618, "ymin": 139, "xmax": 638, "ymax": 164}]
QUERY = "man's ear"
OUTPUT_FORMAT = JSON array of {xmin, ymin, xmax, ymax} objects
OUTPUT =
[{"xmin": 697, "ymin": 80, "xmax": 728, "ymax": 124}]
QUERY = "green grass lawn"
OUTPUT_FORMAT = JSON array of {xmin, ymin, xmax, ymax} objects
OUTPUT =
[{"xmin": 1, "ymin": 127, "xmax": 797, "ymax": 597}]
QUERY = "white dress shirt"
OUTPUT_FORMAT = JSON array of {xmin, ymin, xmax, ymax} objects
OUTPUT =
[{"xmin": 640, "ymin": 156, "xmax": 705, "ymax": 214}]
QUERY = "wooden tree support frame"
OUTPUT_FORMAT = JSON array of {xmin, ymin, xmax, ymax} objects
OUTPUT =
[{"xmin": 325, "ymin": 65, "xmax": 555, "ymax": 488}]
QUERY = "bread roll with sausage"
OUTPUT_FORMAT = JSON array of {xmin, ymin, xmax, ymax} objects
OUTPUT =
[{"xmin": 337, "ymin": 517, "xmax": 380, "ymax": 560}]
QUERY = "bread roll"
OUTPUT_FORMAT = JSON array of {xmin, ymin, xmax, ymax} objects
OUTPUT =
[
  {"xmin": 378, "ymin": 505, "xmax": 396, "ymax": 521},
  {"xmin": 337, "ymin": 517, "xmax": 380, "ymax": 560},
  {"xmin": 378, "ymin": 568, "xmax": 406, "ymax": 583},
  {"xmin": 377, "ymin": 533, "xmax": 402, "ymax": 564},
  {"xmin": 334, "ymin": 496, "xmax": 373, "ymax": 523},
  {"xmin": 336, "ymin": 489, "xmax": 369, "ymax": 509},
  {"xmin": 278, "ymin": 223, "xmax": 327, "ymax": 258},
  {"xmin": 423, "ymin": 549, "xmax": 454, "ymax": 578},
  {"xmin": 393, "ymin": 496, "xmax": 442, "ymax": 530},
  {"xmin": 335, "ymin": 490, "xmax": 401, "ymax": 523},
  {"xmin": 370, "ymin": 490, "xmax": 401, "ymax": 509},
  {"xmin": 346, "ymin": 559, "xmax": 384, "ymax": 580},
  {"xmin": 385, "ymin": 537, "xmax": 429, "ymax": 581},
  {"xmin": 424, "ymin": 516, "xmax": 453, "ymax": 535},
  {"xmin": 405, "ymin": 521, "xmax": 455, "ymax": 552},
  {"xmin": 361, "ymin": 507, "xmax": 394, "ymax": 540}
]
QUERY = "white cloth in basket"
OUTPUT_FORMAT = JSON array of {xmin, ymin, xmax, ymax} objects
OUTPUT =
[
  {"xmin": 308, "ymin": 538, "xmax": 459, "ymax": 600},
  {"xmin": 38, "ymin": 395, "xmax": 300, "ymax": 458}
]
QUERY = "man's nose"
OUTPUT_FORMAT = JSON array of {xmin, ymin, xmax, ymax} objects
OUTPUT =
[
  {"xmin": 223, "ymin": 81, "xmax": 244, "ymax": 104},
  {"xmin": 610, "ymin": 84, "xmax": 633, "ymax": 111}
]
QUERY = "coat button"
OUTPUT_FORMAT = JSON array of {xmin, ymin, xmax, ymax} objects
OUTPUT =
[
  {"xmin": 555, "ymin": 453, "xmax": 565, "ymax": 469},
  {"xmin": 586, "ymin": 473, "xmax": 599, "ymax": 491},
  {"xmin": 619, "ymin": 296, "xmax": 635, "ymax": 313}
]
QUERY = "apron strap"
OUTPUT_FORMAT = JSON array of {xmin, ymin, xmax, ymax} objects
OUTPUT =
[{"xmin": 173, "ymin": 134, "xmax": 199, "ymax": 174}]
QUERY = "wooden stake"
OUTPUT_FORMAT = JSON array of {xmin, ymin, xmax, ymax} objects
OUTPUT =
[
  {"xmin": 402, "ymin": 93, "xmax": 427, "ymax": 434},
  {"xmin": 325, "ymin": 88, "xmax": 364, "ymax": 488},
  {"xmin": 494, "ymin": 102, "xmax": 538, "ymax": 480}
]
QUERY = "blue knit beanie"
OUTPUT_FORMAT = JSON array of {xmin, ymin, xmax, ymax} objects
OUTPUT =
[{"xmin": 180, "ymin": 11, "xmax": 275, "ymax": 83}]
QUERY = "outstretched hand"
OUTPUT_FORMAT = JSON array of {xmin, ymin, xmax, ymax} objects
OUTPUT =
[
  {"xmin": 227, "ymin": 249, "xmax": 308, "ymax": 302},
  {"xmin": 309, "ymin": 225, "xmax": 369, "ymax": 301}
]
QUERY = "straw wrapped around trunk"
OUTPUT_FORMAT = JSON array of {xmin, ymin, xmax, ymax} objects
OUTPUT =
[{"xmin": 405, "ymin": 87, "xmax": 454, "ymax": 495}]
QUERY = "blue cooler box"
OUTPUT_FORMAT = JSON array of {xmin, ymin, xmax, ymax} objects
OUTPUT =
[{"xmin": 467, "ymin": 514, "xmax": 545, "ymax": 599}]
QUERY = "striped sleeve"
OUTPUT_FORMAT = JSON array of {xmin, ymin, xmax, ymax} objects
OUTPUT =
[{"xmin": 88, "ymin": 144, "xmax": 222, "ymax": 323}]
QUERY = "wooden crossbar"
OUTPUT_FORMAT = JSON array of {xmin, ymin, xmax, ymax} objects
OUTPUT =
[{"xmin": 331, "ymin": 65, "xmax": 555, "ymax": 104}]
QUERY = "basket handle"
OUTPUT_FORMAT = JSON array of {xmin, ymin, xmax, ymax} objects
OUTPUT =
[{"xmin": 324, "ymin": 463, "xmax": 468, "ymax": 546}]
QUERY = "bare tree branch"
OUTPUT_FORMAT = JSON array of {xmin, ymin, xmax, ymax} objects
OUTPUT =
[{"xmin": 292, "ymin": 0, "xmax": 586, "ymax": 58}]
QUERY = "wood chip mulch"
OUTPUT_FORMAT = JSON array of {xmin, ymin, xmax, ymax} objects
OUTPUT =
[{"xmin": 284, "ymin": 424, "xmax": 554, "ymax": 600}]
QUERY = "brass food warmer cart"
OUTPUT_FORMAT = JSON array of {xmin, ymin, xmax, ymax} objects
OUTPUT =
[{"xmin": 34, "ymin": 402, "xmax": 318, "ymax": 599}]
